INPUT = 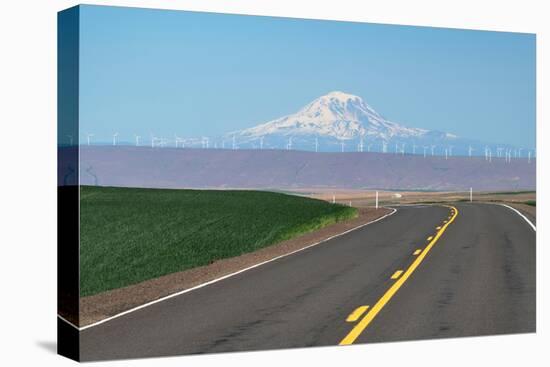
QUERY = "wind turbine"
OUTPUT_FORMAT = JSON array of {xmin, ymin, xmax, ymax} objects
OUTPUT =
[
  {"xmin": 174, "ymin": 134, "xmax": 184, "ymax": 148},
  {"xmin": 112, "ymin": 133, "xmax": 119, "ymax": 146},
  {"xmin": 382, "ymin": 141, "xmax": 387, "ymax": 153},
  {"xmin": 445, "ymin": 148, "xmax": 448, "ymax": 160},
  {"xmin": 485, "ymin": 147, "xmax": 493, "ymax": 163},
  {"xmin": 401, "ymin": 143, "xmax": 406, "ymax": 156},
  {"xmin": 518, "ymin": 148, "xmax": 522, "ymax": 158},
  {"xmin": 358, "ymin": 137, "xmax": 364, "ymax": 152},
  {"xmin": 412, "ymin": 144, "xmax": 417, "ymax": 155},
  {"xmin": 448, "ymin": 146, "xmax": 453, "ymax": 157},
  {"xmin": 468, "ymin": 145, "xmax": 475, "ymax": 158},
  {"xmin": 315, "ymin": 137, "xmax": 319, "ymax": 153},
  {"xmin": 367, "ymin": 144, "xmax": 372, "ymax": 152},
  {"xmin": 528, "ymin": 151, "xmax": 531, "ymax": 164},
  {"xmin": 135, "ymin": 135, "xmax": 141, "ymax": 147},
  {"xmin": 86, "ymin": 133, "xmax": 94, "ymax": 146},
  {"xmin": 287, "ymin": 137, "xmax": 293, "ymax": 150},
  {"xmin": 232, "ymin": 135, "xmax": 236, "ymax": 150},
  {"xmin": 150, "ymin": 134, "xmax": 164, "ymax": 148},
  {"xmin": 431, "ymin": 145, "xmax": 436, "ymax": 156},
  {"xmin": 423, "ymin": 146, "xmax": 428, "ymax": 158},
  {"xmin": 341, "ymin": 140, "xmax": 345, "ymax": 153},
  {"xmin": 66, "ymin": 135, "xmax": 73, "ymax": 146},
  {"xmin": 259, "ymin": 136, "xmax": 264, "ymax": 150}
]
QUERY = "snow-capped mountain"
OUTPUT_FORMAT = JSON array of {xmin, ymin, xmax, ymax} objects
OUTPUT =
[
  {"xmin": 238, "ymin": 91, "xmax": 427, "ymax": 140},
  {"xmin": 229, "ymin": 91, "xmax": 512, "ymax": 155},
  {"xmin": 237, "ymin": 91, "xmax": 433, "ymax": 141}
]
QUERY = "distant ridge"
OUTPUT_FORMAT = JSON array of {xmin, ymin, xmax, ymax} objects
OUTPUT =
[{"xmin": 74, "ymin": 146, "xmax": 536, "ymax": 191}]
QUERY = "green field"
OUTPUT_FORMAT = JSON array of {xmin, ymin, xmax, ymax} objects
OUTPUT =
[{"xmin": 80, "ymin": 186, "xmax": 357, "ymax": 297}]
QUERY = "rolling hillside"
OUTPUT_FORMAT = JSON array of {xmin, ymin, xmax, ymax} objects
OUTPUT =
[{"xmin": 80, "ymin": 186, "xmax": 357, "ymax": 296}]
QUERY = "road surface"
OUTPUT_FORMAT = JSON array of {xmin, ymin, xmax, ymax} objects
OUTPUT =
[{"xmin": 78, "ymin": 203, "xmax": 535, "ymax": 361}]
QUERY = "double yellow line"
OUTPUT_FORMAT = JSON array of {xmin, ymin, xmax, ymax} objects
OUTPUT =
[{"xmin": 339, "ymin": 205, "xmax": 459, "ymax": 345}]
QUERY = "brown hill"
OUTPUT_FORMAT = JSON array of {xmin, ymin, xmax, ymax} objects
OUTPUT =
[{"xmin": 72, "ymin": 146, "xmax": 535, "ymax": 191}]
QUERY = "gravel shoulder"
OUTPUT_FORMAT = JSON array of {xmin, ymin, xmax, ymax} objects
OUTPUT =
[{"xmin": 78, "ymin": 207, "xmax": 392, "ymax": 327}]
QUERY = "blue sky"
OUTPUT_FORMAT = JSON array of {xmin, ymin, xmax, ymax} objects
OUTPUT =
[{"xmin": 79, "ymin": 5, "xmax": 536, "ymax": 148}]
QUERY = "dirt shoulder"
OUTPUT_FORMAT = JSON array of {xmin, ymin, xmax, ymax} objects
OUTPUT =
[{"xmin": 78, "ymin": 207, "xmax": 393, "ymax": 327}]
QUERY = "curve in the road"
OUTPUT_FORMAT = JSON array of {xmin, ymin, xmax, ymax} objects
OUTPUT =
[
  {"xmin": 66, "ymin": 207, "xmax": 398, "ymax": 331},
  {"xmin": 339, "ymin": 205, "xmax": 458, "ymax": 345},
  {"xmin": 77, "ymin": 203, "xmax": 535, "ymax": 361}
]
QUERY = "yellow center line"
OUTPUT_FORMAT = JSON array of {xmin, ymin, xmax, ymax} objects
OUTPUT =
[
  {"xmin": 427, "ymin": 236, "xmax": 434, "ymax": 241},
  {"xmin": 346, "ymin": 305, "xmax": 370, "ymax": 322},
  {"xmin": 339, "ymin": 205, "xmax": 459, "ymax": 346},
  {"xmin": 413, "ymin": 249, "xmax": 422, "ymax": 256},
  {"xmin": 390, "ymin": 270, "xmax": 403, "ymax": 279}
]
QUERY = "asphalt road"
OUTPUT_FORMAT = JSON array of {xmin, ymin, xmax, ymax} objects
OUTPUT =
[{"xmin": 79, "ymin": 203, "xmax": 535, "ymax": 361}]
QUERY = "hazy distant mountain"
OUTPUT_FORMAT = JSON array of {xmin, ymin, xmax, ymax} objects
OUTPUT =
[
  {"xmin": 231, "ymin": 91, "xmax": 510, "ymax": 156},
  {"xmin": 237, "ymin": 91, "xmax": 435, "ymax": 140},
  {"xmin": 70, "ymin": 91, "xmax": 529, "ymax": 157}
]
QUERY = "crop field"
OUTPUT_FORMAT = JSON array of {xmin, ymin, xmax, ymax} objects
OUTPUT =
[{"xmin": 80, "ymin": 186, "xmax": 357, "ymax": 297}]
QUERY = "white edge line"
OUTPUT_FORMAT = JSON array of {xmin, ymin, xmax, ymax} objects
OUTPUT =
[
  {"xmin": 59, "ymin": 207, "xmax": 398, "ymax": 331},
  {"xmin": 57, "ymin": 314, "xmax": 80, "ymax": 330},
  {"xmin": 498, "ymin": 203, "xmax": 537, "ymax": 232}
]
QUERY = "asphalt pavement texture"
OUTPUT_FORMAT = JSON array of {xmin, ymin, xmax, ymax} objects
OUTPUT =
[{"xmin": 78, "ymin": 203, "xmax": 535, "ymax": 361}]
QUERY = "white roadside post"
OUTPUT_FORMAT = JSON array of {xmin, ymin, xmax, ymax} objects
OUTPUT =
[
  {"xmin": 375, "ymin": 191, "xmax": 379, "ymax": 210},
  {"xmin": 470, "ymin": 187, "xmax": 473, "ymax": 202},
  {"xmin": 86, "ymin": 133, "xmax": 93, "ymax": 146},
  {"xmin": 332, "ymin": 194, "xmax": 335, "ymax": 204}
]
